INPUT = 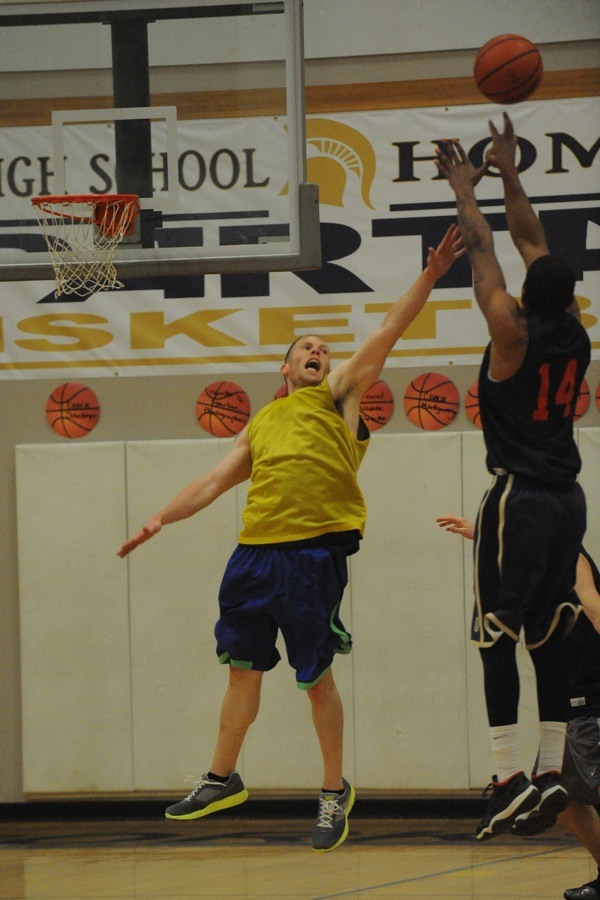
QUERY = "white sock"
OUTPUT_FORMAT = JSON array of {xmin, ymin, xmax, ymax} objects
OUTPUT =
[
  {"xmin": 490, "ymin": 724, "xmax": 522, "ymax": 783},
  {"xmin": 537, "ymin": 721, "xmax": 566, "ymax": 775}
]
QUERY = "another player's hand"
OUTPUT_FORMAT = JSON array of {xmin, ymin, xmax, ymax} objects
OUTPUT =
[
  {"xmin": 485, "ymin": 112, "xmax": 518, "ymax": 173},
  {"xmin": 435, "ymin": 139, "xmax": 489, "ymax": 191},
  {"xmin": 117, "ymin": 515, "xmax": 163, "ymax": 557},
  {"xmin": 575, "ymin": 553, "xmax": 600, "ymax": 635},
  {"xmin": 436, "ymin": 515, "xmax": 475, "ymax": 540},
  {"xmin": 426, "ymin": 224, "xmax": 466, "ymax": 280}
]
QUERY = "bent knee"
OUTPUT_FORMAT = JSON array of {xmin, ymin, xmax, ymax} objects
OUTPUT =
[{"xmin": 307, "ymin": 669, "xmax": 336, "ymax": 701}]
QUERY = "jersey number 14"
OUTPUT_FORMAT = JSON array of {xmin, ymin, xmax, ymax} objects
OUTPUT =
[{"xmin": 532, "ymin": 359, "xmax": 578, "ymax": 421}]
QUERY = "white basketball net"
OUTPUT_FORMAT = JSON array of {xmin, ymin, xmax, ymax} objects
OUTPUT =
[{"xmin": 33, "ymin": 195, "xmax": 139, "ymax": 298}]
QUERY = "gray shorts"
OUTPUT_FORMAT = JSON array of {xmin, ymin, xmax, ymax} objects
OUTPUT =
[{"xmin": 562, "ymin": 716, "xmax": 600, "ymax": 805}]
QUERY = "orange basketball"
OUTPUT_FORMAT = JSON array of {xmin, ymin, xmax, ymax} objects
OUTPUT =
[
  {"xmin": 403, "ymin": 372, "xmax": 459, "ymax": 431},
  {"xmin": 196, "ymin": 380, "xmax": 250, "ymax": 437},
  {"xmin": 574, "ymin": 378, "xmax": 590, "ymax": 421},
  {"xmin": 274, "ymin": 383, "xmax": 288, "ymax": 399},
  {"xmin": 359, "ymin": 380, "xmax": 394, "ymax": 431},
  {"xmin": 474, "ymin": 34, "xmax": 543, "ymax": 104},
  {"xmin": 464, "ymin": 379, "xmax": 483, "ymax": 430},
  {"xmin": 46, "ymin": 382, "xmax": 100, "ymax": 439}
]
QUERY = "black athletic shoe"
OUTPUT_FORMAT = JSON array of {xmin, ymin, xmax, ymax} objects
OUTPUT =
[
  {"xmin": 511, "ymin": 770, "xmax": 569, "ymax": 836},
  {"xmin": 475, "ymin": 772, "xmax": 540, "ymax": 841},
  {"xmin": 165, "ymin": 772, "xmax": 248, "ymax": 820},
  {"xmin": 311, "ymin": 778, "xmax": 355, "ymax": 852},
  {"xmin": 564, "ymin": 874, "xmax": 600, "ymax": 900}
]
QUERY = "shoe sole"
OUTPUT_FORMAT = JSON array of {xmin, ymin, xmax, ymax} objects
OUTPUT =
[
  {"xmin": 311, "ymin": 785, "xmax": 356, "ymax": 853},
  {"xmin": 476, "ymin": 785, "xmax": 540, "ymax": 841},
  {"xmin": 536, "ymin": 784, "xmax": 569, "ymax": 816},
  {"xmin": 165, "ymin": 789, "xmax": 249, "ymax": 820},
  {"xmin": 511, "ymin": 784, "xmax": 569, "ymax": 836},
  {"xmin": 511, "ymin": 809, "xmax": 557, "ymax": 836}
]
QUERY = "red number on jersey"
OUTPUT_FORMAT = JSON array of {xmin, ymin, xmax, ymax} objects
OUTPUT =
[{"xmin": 532, "ymin": 359, "xmax": 578, "ymax": 421}]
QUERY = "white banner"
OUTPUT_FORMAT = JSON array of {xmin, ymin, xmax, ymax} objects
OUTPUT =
[{"xmin": 0, "ymin": 97, "xmax": 598, "ymax": 379}]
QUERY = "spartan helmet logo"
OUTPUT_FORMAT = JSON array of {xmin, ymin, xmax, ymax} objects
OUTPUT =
[{"xmin": 282, "ymin": 118, "xmax": 376, "ymax": 209}]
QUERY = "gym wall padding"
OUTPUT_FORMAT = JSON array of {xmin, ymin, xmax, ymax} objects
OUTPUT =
[{"xmin": 16, "ymin": 428, "xmax": 600, "ymax": 794}]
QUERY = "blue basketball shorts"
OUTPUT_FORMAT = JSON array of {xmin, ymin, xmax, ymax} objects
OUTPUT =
[
  {"xmin": 214, "ymin": 539, "xmax": 355, "ymax": 689},
  {"xmin": 471, "ymin": 473, "xmax": 586, "ymax": 648}
]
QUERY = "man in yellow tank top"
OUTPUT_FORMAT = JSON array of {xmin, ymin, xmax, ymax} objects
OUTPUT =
[{"xmin": 118, "ymin": 224, "xmax": 464, "ymax": 852}]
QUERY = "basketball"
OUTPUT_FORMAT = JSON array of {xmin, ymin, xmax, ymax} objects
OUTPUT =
[
  {"xmin": 474, "ymin": 34, "xmax": 543, "ymax": 104},
  {"xmin": 403, "ymin": 372, "xmax": 459, "ymax": 431},
  {"xmin": 45, "ymin": 382, "xmax": 100, "ymax": 439},
  {"xmin": 196, "ymin": 380, "xmax": 250, "ymax": 437},
  {"xmin": 359, "ymin": 380, "xmax": 394, "ymax": 431},
  {"xmin": 274, "ymin": 383, "xmax": 288, "ymax": 399},
  {"xmin": 464, "ymin": 380, "xmax": 483, "ymax": 430},
  {"xmin": 574, "ymin": 378, "xmax": 590, "ymax": 421}
]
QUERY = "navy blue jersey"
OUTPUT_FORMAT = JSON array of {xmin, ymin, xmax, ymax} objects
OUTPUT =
[
  {"xmin": 565, "ymin": 547, "xmax": 600, "ymax": 720},
  {"xmin": 479, "ymin": 311, "xmax": 590, "ymax": 485}
]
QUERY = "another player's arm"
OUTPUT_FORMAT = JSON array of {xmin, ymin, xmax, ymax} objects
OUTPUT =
[
  {"xmin": 117, "ymin": 428, "xmax": 253, "ymax": 557},
  {"xmin": 436, "ymin": 140, "xmax": 527, "ymax": 380},
  {"xmin": 436, "ymin": 515, "xmax": 475, "ymax": 540},
  {"xmin": 575, "ymin": 552, "xmax": 600, "ymax": 634},
  {"xmin": 437, "ymin": 518, "xmax": 600, "ymax": 634},
  {"xmin": 328, "ymin": 224, "xmax": 464, "ymax": 411}
]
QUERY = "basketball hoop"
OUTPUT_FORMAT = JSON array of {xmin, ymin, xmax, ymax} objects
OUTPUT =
[{"xmin": 31, "ymin": 193, "xmax": 140, "ymax": 297}]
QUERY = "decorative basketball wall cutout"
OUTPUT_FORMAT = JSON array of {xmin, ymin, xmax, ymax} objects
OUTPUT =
[
  {"xmin": 359, "ymin": 380, "xmax": 394, "ymax": 431},
  {"xmin": 46, "ymin": 382, "xmax": 100, "ymax": 439},
  {"xmin": 403, "ymin": 373, "xmax": 459, "ymax": 431},
  {"xmin": 196, "ymin": 381, "xmax": 251, "ymax": 437}
]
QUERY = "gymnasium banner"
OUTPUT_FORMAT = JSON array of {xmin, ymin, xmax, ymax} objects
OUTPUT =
[{"xmin": 0, "ymin": 96, "xmax": 598, "ymax": 379}]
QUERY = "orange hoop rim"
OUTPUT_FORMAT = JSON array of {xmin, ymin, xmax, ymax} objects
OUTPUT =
[
  {"xmin": 31, "ymin": 193, "xmax": 141, "ymax": 236},
  {"xmin": 32, "ymin": 193, "xmax": 139, "ymax": 207}
]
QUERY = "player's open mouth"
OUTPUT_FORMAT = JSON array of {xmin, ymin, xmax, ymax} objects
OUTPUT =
[{"xmin": 306, "ymin": 360, "xmax": 320, "ymax": 371}]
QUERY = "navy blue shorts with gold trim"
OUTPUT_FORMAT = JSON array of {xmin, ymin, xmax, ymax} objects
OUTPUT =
[{"xmin": 471, "ymin": 474, "xmax": 585, "ymax": 648}]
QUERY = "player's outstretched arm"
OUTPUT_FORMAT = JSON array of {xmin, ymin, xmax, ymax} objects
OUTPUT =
[
  {"xmin": 329, "ymin": 224, "xmax": 465, "ymax": 402},
  {"xmin": 117, "ymin": 428, "xmax": 253, "ymax": 557},
  {"xmin": 436, "ymin": 138, "xmax": 527, "ymax": 379},
  {"xmin": 486, "ymin": 112, "xmax": 548, "ymax": 269},
  {"xmin": 435, "ymin": 140, "xmax": 505, "ymax": 304},
  {"xmin": 435, "ymin": 515, "xmax": 475, "ymax": 540}
]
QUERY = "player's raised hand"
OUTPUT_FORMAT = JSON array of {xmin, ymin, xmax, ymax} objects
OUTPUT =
[
  {"xmin": 435, "ymin": 139, "xmax": 490, "ymax": 189},
  {"xmin": 425, "ymin": 223, "xmax": 466, "ymax": 280},
  {"xmin": 117, "ymin": 514, "xmax": 163, "ymax": 557},
  {"xmin": 485, "ymin": 112, "xmax": 518, "ymax": 173}
]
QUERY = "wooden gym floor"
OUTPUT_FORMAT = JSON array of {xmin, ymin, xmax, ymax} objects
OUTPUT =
[{"xmin": 0, "ymin": 805, "xmax": 595, "ymax": 899}]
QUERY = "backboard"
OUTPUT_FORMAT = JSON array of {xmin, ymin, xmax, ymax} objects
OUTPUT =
[{"xmin": 0, "ymin": 0, "xmax": 321, "ymax": 284}]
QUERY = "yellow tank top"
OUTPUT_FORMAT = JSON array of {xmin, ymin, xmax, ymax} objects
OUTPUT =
[{"xmin": 239, "ymin": 379, "xmax": 369, "ymax": 544}]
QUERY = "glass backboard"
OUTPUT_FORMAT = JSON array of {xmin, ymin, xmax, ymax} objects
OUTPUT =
[{"xmin": 0, "ymin": 0, "xmax": 321, "ymax": 284}]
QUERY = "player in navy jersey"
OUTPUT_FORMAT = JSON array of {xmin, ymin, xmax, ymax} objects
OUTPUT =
[
  {"xmin": 437, "ymin": 516, "xmax": 600, "ymax": 900},
  {"xmin": 516, "ymin": 547, "xmax": 600, "ymax": 900},
  {"xmin": 435, "ymin": 112, "xmax": 591, "ymax": 841}
]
